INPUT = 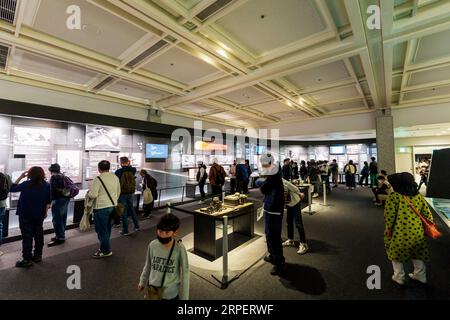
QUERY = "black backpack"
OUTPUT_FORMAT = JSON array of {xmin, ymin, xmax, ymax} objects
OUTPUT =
[{"xmin": 0, "ymin": 173, "xmax": 11, "ymax": 201}]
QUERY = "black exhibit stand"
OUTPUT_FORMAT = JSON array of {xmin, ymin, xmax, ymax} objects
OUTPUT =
[{"xmin": 168, "ymin": 200, "xmax": 256, "ymax": 289}]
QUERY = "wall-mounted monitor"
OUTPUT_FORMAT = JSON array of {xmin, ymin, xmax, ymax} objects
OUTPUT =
[
  {"xmin": 146, "ymin": 144, "xmax": 169, "ymax": 160},
  {"xmin": 256, "ymin": 146, "xmax": 266, "ymax": 155},
  {"xmin": 85, "ymin": 125, "xmax": 121, "ymax": 151},
  {"xmin": 330, "ymin": 145, "xmax": 346, "ymax": 155}
]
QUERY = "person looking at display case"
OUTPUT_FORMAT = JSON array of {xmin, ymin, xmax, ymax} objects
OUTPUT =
[
  {"xmin": 229, "ymin": 160, "xmax": 237, "ymax": 194},
  {"xmin": 208, "ymin": 158, "xmax": 226, "ymax": 200},
  {"xmin": 282, "ymin": 158, "xmax": 291, "ymax": 181},
  {"xmin": 88, "ymin": 160, "xmax": 120, "ymax": 258},
  {"xmin": 138, "ymin": 214, "xmax": 189, "ymax": 300},
  {"xmin": 10, "ymin": 167, "xmax": 51, "ymax": 268},
  {"xmin": 0, "ymin": 172, "xmax": 12, "ymax": 257},
  {"xmin": 329, "ymin": 159, "xmax": 339, "ymax": 187},
  {"xmin": 359, "ymin": 161, "xmax": 370, "ymax": 187},
  {"xmin": 244, "ymin": 159, "xmax": 252, "ymax": 193},
  {"xmin": 299, "ymin": 160, "xmax": 308, "ymax": 181},
  {"xmin": 256, "ymin": 153, "xmax": 286, "ymax": 276},
  {"xmin": 47, "ymin": 164, "xmax": 71, "ymax": 247},
  {"xmin": 236, "ymin": 159, "xmax": 249, "ymax": 194},
  {"xmin": 417, "ymin": 159, "xmax": 430, "ymax": 191},
  {"xmin": 306, "ymin": 160, "xmax": 321, "ymax": 198},
  {"xmin": 344, "ymin": 160, "xmax": 357, "ymax": 190},
  {"xmin": 140, "ymin": 170, "xmax": 157, "ymax": 218},
  {"xmin": 196, "ymin": 161, "xmax": 207, "ymax": 203},
  {"xmin": 115, "ymin": 157, "xmax": 139, "ymax": 235},
  {"xmin": 369, "ymin": 157, "xmax": 379, "ymax": 188}
]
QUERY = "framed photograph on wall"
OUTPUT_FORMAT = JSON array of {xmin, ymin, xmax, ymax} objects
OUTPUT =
[{"xmin": 85, "ymin": 125, "xmax": 121, "ymax": 151}]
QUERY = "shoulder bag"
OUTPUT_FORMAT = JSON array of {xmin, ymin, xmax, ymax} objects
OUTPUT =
[
  {"xmin": 98, "ymin": 176, "xmax": 125, "ymax": 220},
  {"xmin": 145, "ymin": 240, "xmax": 176, "ymax": 300},
  {"xmin": 403, "ymin": 195, "xmax": 442, "ymax": 239}
]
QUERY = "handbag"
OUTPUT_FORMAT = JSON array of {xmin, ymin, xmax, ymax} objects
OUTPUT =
[
  {"xmin": 79, "ymin": 212, "xmax": 91, "ymax": 231},
  {"xmin": 98, "ymin": 176, "xmax": 125, "ymax": 220},
  {"xmin": 143, "ymin": 188, "xmax": 153, "ymax": 204},
  {"xmin": 145, "ymin": 240, "xmax": 176, "ymax": 300},
  {"xmin": 403, "ymin": 195, "xmax": 442, "ymax": 239}
]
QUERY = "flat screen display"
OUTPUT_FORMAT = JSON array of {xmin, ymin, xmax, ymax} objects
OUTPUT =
[
  {"xmin": 256, "ymin": 146, "xmax": 266, "ymax": 154},
  {"xmin": 330, "ymin": 145, "xmax": 345, "ymax": 155},
  {"xmin": 146, "ymin": 144, "xmax": 169, "ymax": 159}
]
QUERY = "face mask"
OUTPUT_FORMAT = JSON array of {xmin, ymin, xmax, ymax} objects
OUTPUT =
[{"xmin": 157, "ymin": 235, "xmax": 172, "ymax": 244}]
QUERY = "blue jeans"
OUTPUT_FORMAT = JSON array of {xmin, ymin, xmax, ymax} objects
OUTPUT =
[
  {"xmin": 51, "ymin": 198, "xmax": 70, "ymax": 240},
  {"xmin": 120, "ymin": 194, "xmax": 139, "ymax": 233},
  {"xmin": 94, "ymin": 207, "xmax": 113, "ymax": 253},
  {"xmin": 264, "ymin": 211, "xmax": 285, "ymax": 266},
  {"xmin": 0, "ymin": 207, "xmax": 5, "ymax": 245}
]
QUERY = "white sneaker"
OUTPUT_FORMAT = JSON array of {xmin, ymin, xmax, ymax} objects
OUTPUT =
[
  {"xmin": 312, "ymin": 193, "xmax": 319, "ymax": 198},
  {"xmin": 282, "ymin": 239, "xmax": 295, "ymax": 247},
  {"xmin": 408, "ymin": 273, "xmax": 427, "ymax": 284},
  {"xmin": 297, "ymin": 243, "xmax": 309, "ymax": 255},
  {"xmin": 391, "ymin": 275, "xmax": 405, "ymax": 285},
  {"xmin": 0, "ymin": 251, "xmax": 3, "ymax": 257}
]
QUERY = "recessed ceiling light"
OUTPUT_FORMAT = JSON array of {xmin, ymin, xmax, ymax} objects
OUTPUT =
[
  {"xmin": 170, "ymin": 63, "xmax": 174, "ymax": 66},
  {"xmin": 260, "ymin": 14, "xmax": 266, "ymax": 19},
  {"xmin": 317, "ymin": 78, "xmax": 322, "ymax": 82}
]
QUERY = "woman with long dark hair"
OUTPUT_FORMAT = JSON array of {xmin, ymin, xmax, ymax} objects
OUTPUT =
[
  {"xmin": 384, "ymin": 172, "xmax": 433, "ymax": 285},
  {"xmin": 10, "ymin": 167, "xmax": 51, "ymax": 268}
]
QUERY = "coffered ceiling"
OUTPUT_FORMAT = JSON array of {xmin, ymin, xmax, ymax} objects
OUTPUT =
[{"xmin": 0, "ymin": 0, "xmax": 449, "ymax": 129}]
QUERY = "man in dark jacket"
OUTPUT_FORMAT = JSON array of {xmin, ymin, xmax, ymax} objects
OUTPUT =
[
  {"xmin": 196, "ymin": 161, "xmax": 207, "ymax": 202},
  {"xmin": 115, "ymin": 157, "xmax": 139, "ymax": 235},
  {"xmin": 48, "ymin": 164, "xmax": 70, "ymax": 247},
  {"xmin": 208, "ymin": 158, "xmax": 226, "ymax": 200},
  {"xmin": 236, "ymin": 159, "xmax": 248, "ymax": 194},
  {"xmin": 256, "ymin": 153, "xmax": 285, "ymax": 275},
  {"xmin": 282, "ymin": 158, "xmax": 291, "ymax": 181},
  {"xmin": 369, "ymin": 157, "xmax": 378, "ymax": 188}
]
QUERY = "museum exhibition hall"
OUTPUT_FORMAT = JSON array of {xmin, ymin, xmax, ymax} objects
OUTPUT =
[{"xmin": 0, "ymin": 0, "xmax": 449, "ymax": 303}]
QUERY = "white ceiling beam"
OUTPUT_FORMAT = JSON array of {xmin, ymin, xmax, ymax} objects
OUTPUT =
[
  {"xmin": 297, "ymin": 78, "xmax": 356, "ymax": 95},
  {"xmin": 0, "ymin": 23, "xmax": 185, "ymax": 93},
  {"xmin": 344, "ymin": 0, "xmax": 381, "ymax": 108},
  {"xmin": 157, "ymin": 38, "xmax": 363, "ymax": 108},
  {"xmin": 381, "ymin": 0, "xmax": 395, "ymax": 108},
  {"xmin": 114, "ymin": 0, "xmax": 247, "ymax": 74},
  {"xmin": 344, "ymin": 58, "xmax": 369, "ymax": 109},
  {"xmin": 399, "ymin": 38, "xmax": 419, "ymax": 104},
  {"xmin": 315, "ymin": 0, "xmax": 340, "ymax": 40},
  {"xmin": 406, "ymin": 54, "xmax": 450, "ymax": 73}
]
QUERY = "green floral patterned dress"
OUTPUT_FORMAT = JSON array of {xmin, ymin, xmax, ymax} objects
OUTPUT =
[{"xmin": 383, "ymin": 192, "xmax": 433, "ymax": 262}]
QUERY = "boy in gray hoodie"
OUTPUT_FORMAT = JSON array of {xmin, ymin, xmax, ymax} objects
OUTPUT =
[{"xmin": 138, "ymin": 214, "xmax": 189, "ymax": 300}]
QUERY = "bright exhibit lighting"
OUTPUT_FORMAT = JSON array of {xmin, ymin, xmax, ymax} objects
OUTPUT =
[
  {"xmin": 286, "ymin": 100, "xmax": 292, "ymax": 107},
  {"xmin": 216, "ymin": 49, "xmax": 228, "ymax": 58},
  {"xmin": 199, "ymin": 53, "xmax": 215, "ymax": 65}
]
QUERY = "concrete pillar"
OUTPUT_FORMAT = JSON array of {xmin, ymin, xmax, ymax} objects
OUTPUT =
[{"xmin": 375, "ymin": 109, "xmax": 396, "ymax": 174}]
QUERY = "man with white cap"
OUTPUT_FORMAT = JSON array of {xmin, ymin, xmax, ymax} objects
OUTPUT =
[
  {"xmin": 255, "ymin": 153, "xmax": 286, "ymax": 275},
  {"xmin": 208, "ymin": 158, "xmax": 226, "ymax": 200}
]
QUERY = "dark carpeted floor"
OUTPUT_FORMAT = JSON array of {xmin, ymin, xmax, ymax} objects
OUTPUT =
[{"xmin": 0, "ymin": 187, "xmax": 449, "ymax": 300}]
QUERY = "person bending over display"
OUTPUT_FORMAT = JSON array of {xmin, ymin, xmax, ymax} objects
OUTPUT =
[{"xmin": 138, "ymin": 214, "xmax": 189, "ymax": 300}]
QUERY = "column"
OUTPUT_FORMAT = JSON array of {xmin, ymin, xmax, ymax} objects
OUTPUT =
[{"xmin": 375, "ymin": 109, "xmax": 396, "ymax": 175}]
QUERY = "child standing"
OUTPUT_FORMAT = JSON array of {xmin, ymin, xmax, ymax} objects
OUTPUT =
[{"xmin": 138, "ymin": 214, "xmax": 189, "ymax": 300}]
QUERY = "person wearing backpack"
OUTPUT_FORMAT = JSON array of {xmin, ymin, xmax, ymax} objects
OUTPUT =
[
  {"xmin": 208, "ymin": 158, "xmax": 226, "ymax": 200},
  {"xmin": 344, "ymin": 160, "xmax": 357, "ymax": 190},
  {"xmin": 115, "ymin": 157, "xmax": 139, "ymax": 236},
  {"xmin": 47, "ymin": 163, "xmax": 78, "ymax": 247},
  {"xmin": 358, "ymin": 161, "xmax": 370, "ymax": 187},
  {"xmin": 196, "ymin": 162, "xmax": 207, "ymax": 202},
  {"xmin": 0, "ymin": 172, "xmax": 12, "ymax": 257}
]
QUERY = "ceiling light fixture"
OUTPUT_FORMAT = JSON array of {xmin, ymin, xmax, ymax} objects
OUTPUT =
[{"xmin": 216, "ymin": 49, "xmax": 228, "ymax": 58}]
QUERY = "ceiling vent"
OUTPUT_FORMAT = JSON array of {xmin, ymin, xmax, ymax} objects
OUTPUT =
[
  {"xmin": 125, "ymin": 40, "xmax": 169, "ymax": 68},
  {"xmin": 0, "ymin": 44, "xmax": 9, "ymax": 70},
  {"xmin": 196, "ymin": 0, "xmax": 233, "ymax": 21},
  {"xmin": 91, "ymin": 76, "xmax": 116, "ymax": 92},
  {"xmin": 0, "ymin": 0, "xmax": 17, "ymax": 24}
]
